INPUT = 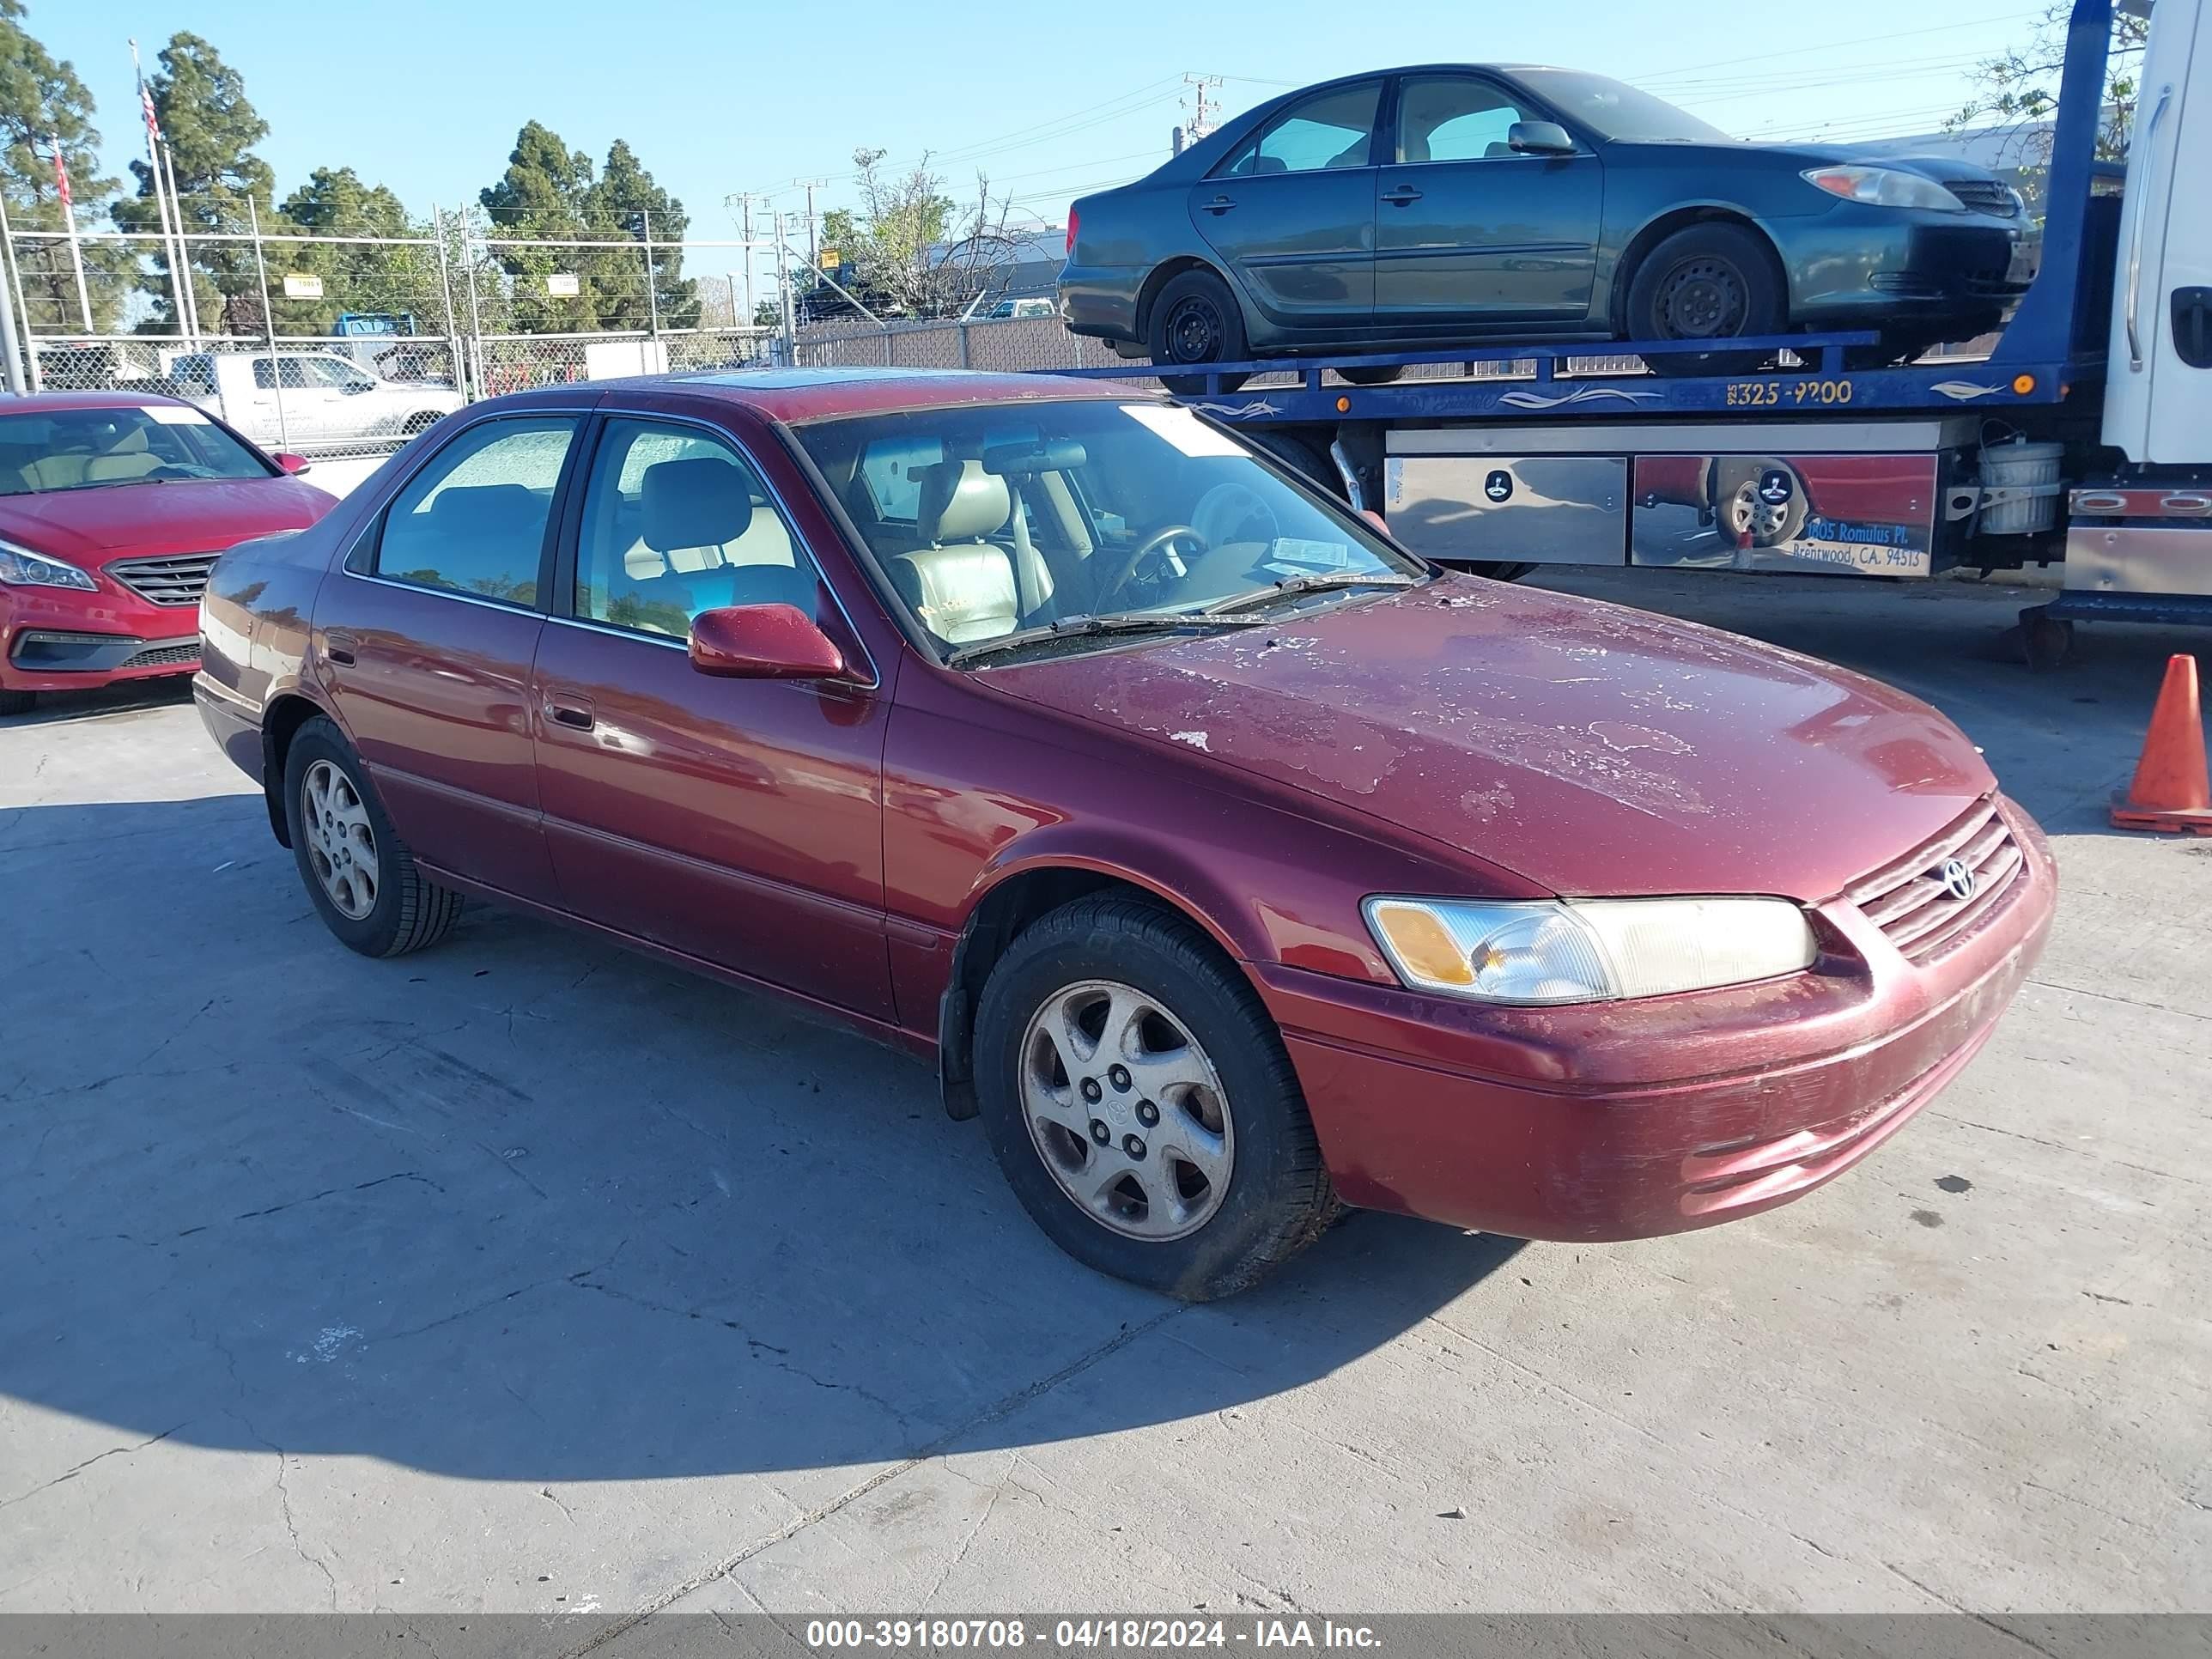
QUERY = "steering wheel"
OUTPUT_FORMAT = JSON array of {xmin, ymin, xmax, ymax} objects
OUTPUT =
[
  {"xmin": 1193, "ymin": 482, "xmax": 1279, "ymax": 551},
  {"xmin": 1094, "ymin": 524, "xmax": 1206, "ymax": 609}
]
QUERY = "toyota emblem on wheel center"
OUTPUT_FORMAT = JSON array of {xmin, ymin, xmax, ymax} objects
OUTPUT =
[{"xmin": 1933, "ymin": 858, "xmax": 1977, "ymax": 902}]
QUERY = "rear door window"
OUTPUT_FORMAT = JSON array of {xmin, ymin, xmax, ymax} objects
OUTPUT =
[
  {"xmin": 370, "ymin": 416, "xmax": 579, "ymax": 606},
  {"xmin": 1218, "ymin": 82, "xmax": 1382, "ymax": 177}
]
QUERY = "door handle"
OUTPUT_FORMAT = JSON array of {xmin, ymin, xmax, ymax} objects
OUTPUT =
[
  {"xmin": 2126, "ymin": 82, "xmax": 2172, "ymax": 372},
  {"xmin": 1200, "ymin": 194, "xmax": 1237, "ymax": 215},
  {"xmin": 324, "ymin": 629, "xmax": 357, "ymax": 667},
  {"xmin": 1381, "ymin": 185, "xmax": 1424, "ymax": 206},
  {"xmin": 545, "ymin": 692, "xmax": 595, "ymax": 732}
]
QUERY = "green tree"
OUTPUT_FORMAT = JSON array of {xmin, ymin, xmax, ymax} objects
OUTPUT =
[
  {"xmin": 0, "ymin": 0, "xmax": 135, "ymax": 332},
  {"xmin": 480, "ymin": 124, "xmax": 700, "ymax": 333},
  {"xmin": 479, "ymin": 120, "xmax": 605, "ymax": 331},
  {"xmin": 110, "ymin": 32, "xmax": 276, "ymax": 334},
  {"xmin": 265, "ymin": 166, "xmax": 442, "ymax": 333},
  {"xmin": 1951, "ymin": 2, "xmax": 2149, "ymax": 187},
  {"xmin": 591, "ymin": 138, "xmax": 698, "ymax": 328}
]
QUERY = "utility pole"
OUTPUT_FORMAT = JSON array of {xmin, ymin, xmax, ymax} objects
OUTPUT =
[
  {"xmin": 1179, "ymin": 73, "xmax": 1224, "ymax": 150},
  {"xmin": 725, "ymin": 191, "xmax": 759, "ymax": 328},
  {"xmin": 793, "ymin": 178, "xmax": 826, "ymax": 274},
  {"xmin": 775, "ymin": 210, "xmax": 797, "ymax": 362}
]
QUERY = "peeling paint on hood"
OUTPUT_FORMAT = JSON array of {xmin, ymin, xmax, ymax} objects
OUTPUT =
[{"xmin": 982, "ymin": 574, "xmax": 1996, "ymax": 901}]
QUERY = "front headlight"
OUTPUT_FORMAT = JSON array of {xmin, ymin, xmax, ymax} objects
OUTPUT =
[
  {"xmin": 1364, "ymin": 896, "xmax": 1818, "ymax": 1006},
  {"xmin": 1802, "ymin": 165, "xmax": 1966, "ymax": 213},
  {"xmin": 0, "ymin": 538, "xmax": 99, "ymax": 592}
]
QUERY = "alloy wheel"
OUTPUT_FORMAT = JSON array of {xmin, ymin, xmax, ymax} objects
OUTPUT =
[
  {"xmin": 301, "ymin": 758, "xmax": 379, "ymax": 921},
  {"xmin": 1724, "ymin": 478, "xmax": 1794, "ymax": 543},
  {"xmin": 1019, "ymin": 978, "xmax": 1234, "ymax": 1242}
]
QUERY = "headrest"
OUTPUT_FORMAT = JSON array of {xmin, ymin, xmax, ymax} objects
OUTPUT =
[
  {"xmin": 642, "ymin": 456, "xmax": 754, "ymax": 552},
  {"xmin": 428, "ymin": 483, "xmax": 542, "ymax": 536},
  {"xmin": 1250, "ymin": 154, "xmax": 1288, "ymax": 175},
  {"xmin": 916, "ymin": 459, "xmax": 1009, "ymax": 544}
]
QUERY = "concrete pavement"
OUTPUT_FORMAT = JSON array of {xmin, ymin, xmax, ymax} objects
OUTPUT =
[{"xmin": 1, "ymin": 569, "xmax": 2205, "ymax": 1616}]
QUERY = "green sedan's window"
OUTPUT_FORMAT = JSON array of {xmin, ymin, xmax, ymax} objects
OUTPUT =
[
  {"xmin": 1220, "ymin": 82, "xmax": 1382, "ymax": 177},
  {"xmin": 1397, "ymin": 79, "xmax": 1536, "ymax": 164}
]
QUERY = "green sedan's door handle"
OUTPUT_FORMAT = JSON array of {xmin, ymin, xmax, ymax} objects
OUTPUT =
[
  {"xmin": 1200, "ymin": 195, "xmax": 1237, "ymax": 215},
  {"xmin": 1382, "ymin": 185, "xmax": 1424, "ymax": 206}
]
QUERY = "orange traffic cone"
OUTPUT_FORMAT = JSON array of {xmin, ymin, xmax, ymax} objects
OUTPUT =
[{"xmin": 2112, "ymin": 654, "xmax": 2212, "ymax": 835}]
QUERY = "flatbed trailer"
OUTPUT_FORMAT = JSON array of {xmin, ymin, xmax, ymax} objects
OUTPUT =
[{"xmin": 1065, "ymin": 0, "xmax": 2210, "ymax": 665}]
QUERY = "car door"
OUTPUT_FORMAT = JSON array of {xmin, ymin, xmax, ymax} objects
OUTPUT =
[
  {"xmin": 308, "ymin": 354, "xmax": 386, "ymax": 441},
  {"xmin": 1191, "ymin": 80, "xmax": 1382, "ymax": 337},
  {"xmin": 322, "ymin": 411, "xmax": 584, "ymax": 906},
  {"xmin": 1372, "ymin": 73, "xmax": 1605, "ymax": 328},
  {"xmin": 530, "ymin": 410, "xmax": 896, "ymax": 1020},
  {"xmin": 252, "ymin": 354, "xmax": 333, "ymax": 447}
]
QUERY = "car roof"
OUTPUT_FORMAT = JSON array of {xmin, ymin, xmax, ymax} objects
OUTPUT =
[
  {"xmin": 0, "ymin": 388, "xmax": 201, "ymax": 413},
  {"xmin": 488, "ymin": 367, "xmax": 1145, "ymax": 425}
]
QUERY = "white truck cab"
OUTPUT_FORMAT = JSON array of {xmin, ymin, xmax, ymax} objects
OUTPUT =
[{"xmin": 163, "ymin": 350, "xmax": 462, "ymax": 453}]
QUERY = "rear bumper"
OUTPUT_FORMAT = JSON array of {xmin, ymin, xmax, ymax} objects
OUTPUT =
[
  {"xmin": 1059, "ymin": 264, "xmax": 1144, "ymax": 343},
  {"xmin": 1, "ymin": 586, "xmax": 202, "ymax": 691},
  {"xmin": 1256, "ymin": 799, "xmax": 2055, "ymax": 1242}
]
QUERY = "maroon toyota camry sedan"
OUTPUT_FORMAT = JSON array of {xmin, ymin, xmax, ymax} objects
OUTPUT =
[{"xmin": 194, "ymin": 368, "xmax": 2054, "ymax": 1298}]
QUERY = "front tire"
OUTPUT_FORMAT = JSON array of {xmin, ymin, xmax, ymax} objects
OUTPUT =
[
  {"xmin": 1625, "ymin": 223, "xmax": 1785, "ymax": 377},
  {"xmin": 1146, "ymin": 269, "xmax": 1251, "ymax": 397},
  {"xmin": 283, "ymin": 716, "xmax": 462, "ymax": 957},
  {"xmin": 974, "ymin": 896, "xmax": 1335, "ymax": 1300}
]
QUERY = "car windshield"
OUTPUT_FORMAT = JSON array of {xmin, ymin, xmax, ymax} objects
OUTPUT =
[
  {"xmin": 1516, "ymin": 70, "xmax": 1733, "ymax": 144},
  {"xmin": 790, "ymin": 399, "xmax": 1426, "ymax": 662},
  {"xmin": 0, "ymin": 404, "xmax": 273, "ymax": 496}
]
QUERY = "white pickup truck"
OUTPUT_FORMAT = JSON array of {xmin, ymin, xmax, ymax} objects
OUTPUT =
[{"xmin": 161, "ymin": 350, "xmax": 462, "ymax": 453}]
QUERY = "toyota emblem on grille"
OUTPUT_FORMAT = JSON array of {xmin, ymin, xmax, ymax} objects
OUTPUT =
[{"xmin": 1934, "ymin": 858, "xmax": 1977, "ymax": 902}]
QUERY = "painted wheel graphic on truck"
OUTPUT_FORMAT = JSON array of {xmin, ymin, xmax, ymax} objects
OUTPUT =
[{"xmin": 1711, "ymin": 458, "xmax": 1807, "ymax": 548}]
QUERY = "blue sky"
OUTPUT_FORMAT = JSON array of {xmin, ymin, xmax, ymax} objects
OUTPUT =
[{"xmin": 41, "ymin": 0, "xmax": 2049, "ymax": 240}]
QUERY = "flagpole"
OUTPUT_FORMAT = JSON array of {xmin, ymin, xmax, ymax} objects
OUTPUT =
[
  {"xmin": 131, "ymin": 39, "xmax": 193, "ymax": 347},
  {"xmin": 160, "ymin": 138, "xmax": 204, "ymax": 340},
  {"xmin": 51, "ymin": 135, "xmax": 93, "ymax": 332}
]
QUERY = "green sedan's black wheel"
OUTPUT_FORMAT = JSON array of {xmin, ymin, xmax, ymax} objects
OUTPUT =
[
  {"xmin": 1626, "ymin": 223, "xmax": 1784, "ymax": 377},
  {"xmin": 1147, "ymin": 269, "xmax": 1249, "ymax": 396}
]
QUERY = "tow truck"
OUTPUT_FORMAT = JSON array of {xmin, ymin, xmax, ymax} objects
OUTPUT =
[{"xmin": 1066, "ymin": 0, "xmax": 2200, "ymax": 668}]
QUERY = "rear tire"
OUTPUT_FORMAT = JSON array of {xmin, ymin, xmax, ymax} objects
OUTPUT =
[
  {"xmin": 283, "ymin": 716, "xmax": 463, "ymax": 958},
  {"xmin": 974, "ymin": 896, "xmax": 1336, "ymax": 1300},
  {"xmin": 1146, "ymin": 269, "xmax": 1251, "ymax": 396},
  {"xmin": 1625, "ymin": 222, "xmax": 1785, "ymax": 377},
  {"xmin": 1336, "ymin": 363, "xmax": 1403, "ymax": 386}
]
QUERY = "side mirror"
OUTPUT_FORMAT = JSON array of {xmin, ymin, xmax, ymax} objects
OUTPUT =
[
  {"xmin": 689, "ymin": 603, "xmax": 850, "ymax": 681},
  {"xmin": 1507, "ymin": 120, "xmax": 1575, "ymax": 156},
  {"xmin": 272, "ymin": 452, "xmax": 312, "ymax": 476}
]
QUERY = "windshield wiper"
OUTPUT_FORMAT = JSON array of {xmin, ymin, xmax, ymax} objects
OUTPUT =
[
  {"xmin": 944, "ymin": 611, "xmax": 1271, "ymax": 666},
  {"xmin": 1200, "ymin": 571, "xmax": 1419, "ymax": 615}
]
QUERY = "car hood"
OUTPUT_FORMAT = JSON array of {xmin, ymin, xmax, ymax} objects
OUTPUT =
[
  {"xmin": 0, "ymin": 476, "xmax": 334, "ymax": 565},
  {"xmin": 982, "ymin": 575, "xmax": 1995, "ymax": 902}
]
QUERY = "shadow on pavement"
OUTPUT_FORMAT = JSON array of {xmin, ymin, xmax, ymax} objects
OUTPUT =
[{"xmin": 1, "ymin": 793, "xmax": 1520, "ymax": 1490}]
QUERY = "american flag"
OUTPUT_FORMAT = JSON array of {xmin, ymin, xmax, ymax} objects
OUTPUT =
[
  {"xmin": 51, "ymin": 138, "xmax": 70, "ymax": 211},
  {"xmin": 139, "ymin": 77, "xmax": 161, "ymax": 143}
]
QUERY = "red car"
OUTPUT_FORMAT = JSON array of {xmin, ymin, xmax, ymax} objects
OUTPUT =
[
  {"xmin": 194, "ymin": 370, "xmax": 2054, "ymax": 1298},
  {"xmin": 0, "ymin": 390, "xmax": 334, "ymax": 715}
]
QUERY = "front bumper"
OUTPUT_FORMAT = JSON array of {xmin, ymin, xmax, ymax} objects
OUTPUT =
[
  {"xmin": 1257, "ymin": 797, "xmax": 2056, "ymax": 1242},
  {"xmin": 1788, "ymin": 210, "xmax": 2025, "ymax": 325},
  {"xmin": 1, "ymin": 584, "xmax": 203, "ymax": 692}
]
